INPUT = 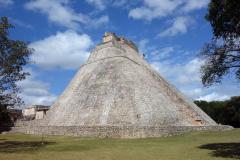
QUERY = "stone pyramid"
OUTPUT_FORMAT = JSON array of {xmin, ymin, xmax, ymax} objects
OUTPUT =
[{"xmin": 26, "ymin": 32, "xmax": 232, "ymax": 138}]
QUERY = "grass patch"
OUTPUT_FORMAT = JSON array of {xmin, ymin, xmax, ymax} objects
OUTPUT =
[{"xmin": 0, "ymin": 129, "xmax": 240, "ymax": 160}]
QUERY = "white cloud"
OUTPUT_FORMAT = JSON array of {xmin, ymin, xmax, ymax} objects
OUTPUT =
[
  {"xmin": 184, "ymin": 88, "xmax": 205, "ymax": 100},
  {"xmin": 196, "ymin": 92, "xmax": 229, "ymax": 102},
  {"xmin": 29, "ymin": 30, "xmax": 93, "ymax": 70},
  {"xmin": 129, "ymin": 0, "xmax": 208, "ymax": 37},
  {"xmin": 150, "ymin": 47, "xmax": 174, "ymax": 60},
  {"xmin": 181, "ymin": 0, "xmax": 210, "ymax": 13},
  {"xmin": 24, "ymin": 0, "xmax": 108, "ymax": 30},
  {"xmin": 152, "ymin": 58, "xmax": 203, "ymax": 86},
  {"xmin": 0, "ymin": 0, "xmax": 13, "ymax": 7},
  {"xmin": 178, "ymin": 84, "xmax": 239, "ymax": 102},
  {"xmin": 138, "ymin": 39, "xmax": 149, "ymax": 54},
  {"xmin": 129, "ymin": 0, "xmax": 210, "ymax": 21},
  {"xmin": 129, "ymin": 7, "xmax": 154, "ymax": 21},
  {"xmin": 139, "ymin": 40, "xmax": 174, "ymax": 61},
  {"xmin": 9, "ymin": 18, "xmax": 33, "ymax": 29},
  {"xmin": 151, "ymin": 56, "xmax": 240, "ymax": 102},
  {"xmin": 17, "ymin": 68, "xmax": 58, "ymax": 109},
  {"xmin": 129, "ymin": 0, "xmax": 181, "ymax": 21},
  {"xmin": 85, "ymin": 0, "xmax": 106, "ymax": 10},
  {"xmin": 178, "ymin": 81, "xmax": 240, "ymax": 101},
  {"xmin": 156, "ymin": 16, "xmax": 195, "ymax": 38},
  {"xmin": 112, "ymin": 0, "xmax": 127, "ymax": 6},
  {"xmin": 90, "ymin": 15, "xmax": 109, "ymax": 27},
  {"xmin": 85, "ymin": 0, "xmax": 128, "ymax": 9},
  {"xmin": 151, "ymin": 57, "xmax": 203, "ymax": 100}
]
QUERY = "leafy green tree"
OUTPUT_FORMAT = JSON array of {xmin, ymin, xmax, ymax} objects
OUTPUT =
[
  {"xmin": 0, "ymin": 17, "xmax": 34, "ymax": 121},
  {"xmin": 194, "ymin": 96, "xmax": 240, "ymax": 128},
  {"xmin": 194, "ymin": 100, "xmax": 209, "ymax": 113},
  {"xmin": 194, "ymin": 100, "xmax": 224, "ymax": 124},
  {"xmin": 198, "ymin": 0, "xmax": 240, "ymax": 87},
  {"xmin": 0, "ymin": 104, "xmax": 10, "ymax": 124},
  {"xmin": 222, "ymin": 96, "xmax": 240, "ymax": 127},
  {"xmin": 208, "ymin": 101, "xmax": 226, "ymax": 124}
]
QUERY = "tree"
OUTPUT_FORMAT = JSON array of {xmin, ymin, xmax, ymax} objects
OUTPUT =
[
  {"xmin": 0, "ymin": 17, "xmax": 34, "ymax": 114},
  {"xmin": 194, "ymin": 96, "xmax": 240, "ymax": 128},
  {"xmin": 198, "ymin": 0, "xmax": 240, "ymax": 87},
  {"xmin": 194, "ymin": 100, "xmax": 225, "ymax": 124},
  {"xmin": 0, "ymin": 104, "xmax": 10, "ymax": 123},
  {"xmin": 222, "ymin": 96, "xmax": 240, "ymax": 127}
]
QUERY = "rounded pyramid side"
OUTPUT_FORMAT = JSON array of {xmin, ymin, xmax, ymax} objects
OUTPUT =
[
  {"xmin": 123, "ymin": 43, "xmax": 217, "ymax": 126},
  {"xmin": 43, "ymin": 34, "xmax": 218, "ymax": 127},
  {"xmin": 43, "ymin": 44, "xmax": 196, "ymax": 126}
]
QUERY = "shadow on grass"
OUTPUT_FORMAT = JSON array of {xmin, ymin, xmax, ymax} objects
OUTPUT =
[
  {"xmin": 0, "ymin": 139, "xmax": 7, "ymax": 141},
  {"xmin": 0, "ymin": 140, "xmax": 55, "ymax": 153},
  {"xmin": 198, "ymin": 143, "xmax": 240, "ymax": 159}
]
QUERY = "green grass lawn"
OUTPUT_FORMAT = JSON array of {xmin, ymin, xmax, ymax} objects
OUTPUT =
[{"xmin": 0, "ymin": 129, "xmax": 240, "ymax": 160}]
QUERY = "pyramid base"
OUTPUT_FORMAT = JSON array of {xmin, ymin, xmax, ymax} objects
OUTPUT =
[{"xmin": 18, "ymin": 125, "xmax": 233, "ymax": 138}]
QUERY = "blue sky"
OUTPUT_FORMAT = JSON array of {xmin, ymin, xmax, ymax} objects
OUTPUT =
[{"xmin": 1, "ymin": 0, "xmax": 239, "ymax": 109}]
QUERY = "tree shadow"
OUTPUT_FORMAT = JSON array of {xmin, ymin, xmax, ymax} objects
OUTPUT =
[
  {"xmin": 198, "ymin": 143, "xmax": 240, "ymax": 159},
  {"xmin": 0, "ymin": 140, "xmax": 55, "ymax": 153},
  {"xmin": 0, "ymin": 126, "xmax": 11, "ymax": 133}
]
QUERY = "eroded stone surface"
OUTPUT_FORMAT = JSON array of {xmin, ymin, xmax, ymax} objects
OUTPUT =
[
  {"xmin": 44, "ymin": 32, "xmax": 217, "ymax": 127},
  {"xmin": 20, "ymin": 32, "xmax": 233, "ymax": 138}
]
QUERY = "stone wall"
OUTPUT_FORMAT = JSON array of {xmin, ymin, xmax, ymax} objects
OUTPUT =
[
  {"xmin": 15, "ymin": 119, "xmax": 45, "ymax": 127},
  {"xmin": 36, "ymin": 111, "xmax": 46, "ymax": 119},
  {"xmin": 19, "ymin": 125, "xmax": 233, "ymax": 138},
  {"xmin": 24, "ymin": 107, "xmax": 36, "ymax": 116},
  {"xmin": 15, "ymin": 32, "xmax": 234, "ymax": 138}
]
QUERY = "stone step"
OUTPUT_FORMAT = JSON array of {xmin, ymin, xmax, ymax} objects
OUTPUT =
[{"xmin": 1, "ymin": 131, "xmax": 8, "ymax": 134}]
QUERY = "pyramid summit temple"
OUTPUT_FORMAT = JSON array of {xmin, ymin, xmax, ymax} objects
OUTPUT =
[{"xmin": 19, "ymin": 32, "xmax": 233, "ymax": 138}]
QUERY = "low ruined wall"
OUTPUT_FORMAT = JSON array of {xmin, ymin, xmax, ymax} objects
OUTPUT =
[
  {"xmin": 17, "ymin": 125, "xmax": 233, "ymax": 138},
  {"xmin": 15, "ymin": 119, "xmax": 45, "ymax": 127}
]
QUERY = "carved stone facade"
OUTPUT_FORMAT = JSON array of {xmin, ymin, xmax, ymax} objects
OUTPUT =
[
  {"xmin": 18, "ymin": 32, "xmax": 233, "ymax": 138},
  {"xmin": 23, "ymin": 105, "xmax": 50, "ymax": 120}
]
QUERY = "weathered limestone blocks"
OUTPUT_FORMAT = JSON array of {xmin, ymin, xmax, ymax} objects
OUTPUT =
[
  {"xmin": 23, "ymin": 105, "xmax": 50, "ymax": 120},
  {"xmin": 18, "ymin": 125, "xmax": 233, "ymax": 138},
  {"xmin": 22, "ymin": 32, "xmax": 233, "ymax": 138}
]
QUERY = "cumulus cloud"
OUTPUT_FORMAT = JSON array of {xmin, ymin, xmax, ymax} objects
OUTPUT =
[
  {"xmin": 17, "ymin": 68, "xmax": 58, "ymax": 109},
  {"xmin": 0, "ymin": 0, "xmax": 14, "ymax": 8},
  {"xmin": 178, "ymin": 84, "xmax": 239, "ymax": 102},
  {"xmin": 156, "ymin": 16, "xmax": 195, "ymax": 38},
  {"xmin": 85, "ymin": 0, "xmax": 106, "ymax": 10},
  {"xmin": 151, "ymin": 57, "xmax": 204, "ymax": 100},
  {"xmin": 151, "ymin": 56, "xmax": 240, "ymax": 101},
  {"xmin": 129, "ymin": 0, "xmax": 210, "ymax": 21},
  {"xmin": 29, "ymin": 30, "xmax": 93, "ymax": 70},
  {"xmin": 180, "ymin": 85, "xmax": 236, "ymax": 102},
  {"xmin": 196, "ymin": 92, "xmax": 229, "ymax": 102},
  {"xmin": 152, "ymin": 58, "xmax": 203, "ymax": 86},
  {"xmin": 181, "ymin": 0, "xmax": 210, "ymax": 13},
  {"xmin": 24, "ymin": 0, "xmax": 108, "ymax": 30},
  {"xmin": 129, "ymin": 0, "xmax": 181, "ymax": 21},
  {"xmin": 128, "ymin": 0, "xmax": 208, "ymax": 37}
]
